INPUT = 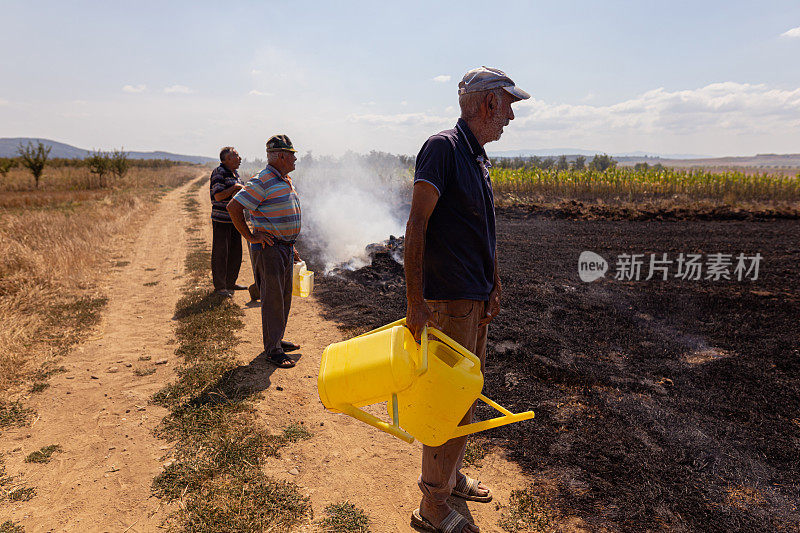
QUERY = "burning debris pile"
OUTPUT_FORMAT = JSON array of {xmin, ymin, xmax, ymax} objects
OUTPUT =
[{"xmin": 328, "ymin": 235, "xmax": 405, "ymax": 293}]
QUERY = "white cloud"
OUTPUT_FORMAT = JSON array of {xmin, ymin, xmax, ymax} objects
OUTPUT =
[
  {"xmin": 248, "ymin": 90, "xmax": 272, "ymax": 96},
  {"xmin": 510, "ymin": 82, "xmax": 800, "ymax": 137},
  {"xmin": 0, "ymin": 98, "xmax": 9, "ymax": 106},
  {"xmin": 345, "ymin": 82, "xmax": 800, "ymax": 154},
  {"xmin": 400, "ymin": 100, "xmax": 408, "ymax": 106},
  {"xmin": 164, "ymin": 85, "xmax": 193, "ymax": 94},
  {"xmin": 251, "ymin": 69, "xmax": 262, "ymax": 75},
  {"xmin": 433, "ymin": 75, "xmax": 451, "ymax": 83},
  {"xmin": 122, "ymin": 84, "xmax": 146, "ymax": 93},
  {"xmin": 780, "ymin": 26, "xmax": 800, "ymax": 38}
]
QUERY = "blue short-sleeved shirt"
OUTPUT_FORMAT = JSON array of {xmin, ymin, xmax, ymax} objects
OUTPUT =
[{"xmin": 414, "ymin": 118, "xmax": 496, "ymax": 301}]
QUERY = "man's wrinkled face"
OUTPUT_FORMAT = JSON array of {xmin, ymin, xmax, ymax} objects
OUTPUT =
[
  {"xmin": 488, "ymin": 91, "xmax": 515, "ymax": 142},
  {"xmin": 223, "ymin": 150, "xmax": 241, "ymax": 170},
  {"xmin": 279, "ymin": 151, "xmax": 297, "ymax": 173}
]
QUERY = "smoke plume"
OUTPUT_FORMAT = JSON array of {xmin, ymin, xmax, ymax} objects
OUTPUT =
[{"xmin": 291, "ymin": 152, "xmax": 412, "ymax": 272}]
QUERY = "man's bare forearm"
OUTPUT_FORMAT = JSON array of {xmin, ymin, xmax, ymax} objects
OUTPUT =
[
  {"xmin": 214, "ymin": 184, "xmax": 241, "ymax": 202},
  {"xmin": 226, "ymin": 200, "xmax": 254, "ymax": 242},
  {"xmin": 404, "ymin": 215, "xmax": 426, "ymax": 305}
]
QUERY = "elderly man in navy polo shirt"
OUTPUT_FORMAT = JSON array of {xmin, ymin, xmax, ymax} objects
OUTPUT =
[{"xmin": 405, "ymin": 67, "xmax": 530, "ymax": 533}]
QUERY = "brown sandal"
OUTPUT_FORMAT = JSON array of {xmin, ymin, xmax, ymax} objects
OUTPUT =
[
  {"xmin": 452, "ymin": 475, "xmax": 492, "ymax": 502},
  {"xmin": 268, "ymin": 353, "xmax": 296, "ymax": 368},
  {"xmin": 411, "ymin": 508, "xmax": 472, "ymax": 533}
]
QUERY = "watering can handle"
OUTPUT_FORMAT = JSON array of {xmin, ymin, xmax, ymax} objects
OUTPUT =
[
  {"xmin": 417, "ymin": 325, "xmax": 429, "ymax": 376},
  {"xmin": 426, "ymin": 327, "xmax": 482, "ymax": 370},
  {"xmin": 448, "ymin": 394, "xmax": 535, "ymax": 440},
  {"xmin": 369, "ymin": 317, "xmax": 480, "ymax": 372},
  {"xmin": 357, "ymin": 317, "xmax": 429, "ymax": 376},
  {"xmin": 339, "ymin": 404, "xmax": 415, "ymax": 444}
]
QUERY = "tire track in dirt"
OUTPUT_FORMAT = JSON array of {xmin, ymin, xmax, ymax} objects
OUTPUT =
[{"xmin": 2, "ymin": 177, "xmax": 201, "ymax": 531}]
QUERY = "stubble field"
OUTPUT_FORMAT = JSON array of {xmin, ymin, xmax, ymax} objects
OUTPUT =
[{"xmin": 310, "ymin": 209, "xmax": 800, "ymax": 532}]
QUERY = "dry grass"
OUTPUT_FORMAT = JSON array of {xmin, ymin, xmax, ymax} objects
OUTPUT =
[
  {"xmin": 725, "ymin": 485, "xmax": 767, "ymax": 511},
  {"xmin": 6, "ymin": 486, "xmax": 35, "ymax": 502},
  {"xmin": 0, "ymin": 165, "xmax": 198, "ymax": 407},
  {"xmin": 499, "ymin": 485, "xmax": 557, "ymax": 533},
  {"xmin": 318, "ymin": 501, "xmax": 371, "ymax": 532},
  {"xmin": 282, "ymin": 422, "xmax": 313, "ymax": 443},
  {"xmin": 0, "ymin": 520, "xmax": 25, "ymax": 533},
  {"xmin": 2, "ymin": 164, "xmax": 202, "ymax": 195},
  {"xmin": 462, "ymin": 437, "xmax": 488, "ymax": 467},
  {"xmin": 24, "ymin": 444, "xmax": 62, "ymax": 464},
  {"xmin": 0, "ymin": 401, "xmax": 34, "ymax": 430}
]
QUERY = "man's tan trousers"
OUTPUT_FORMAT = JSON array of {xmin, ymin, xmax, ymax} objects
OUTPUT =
[{"xmin": 418, "ymin": 299, "xmax": 488, "ymax": 505}]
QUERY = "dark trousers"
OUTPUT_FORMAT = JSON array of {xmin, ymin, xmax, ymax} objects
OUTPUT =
[
  {"xmin": 248, "ymin": 247, "xmax": 262, "ymax": 300},
  {"xmin": 211, "ymin": 220, "xmax": 242, "ymax": 291},
  {"xmin": 251, "ymin": 242, "xmax": 293, "ymax": 355}
]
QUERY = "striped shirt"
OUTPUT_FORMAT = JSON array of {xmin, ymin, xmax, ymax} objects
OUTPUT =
[
  {"xmin": 209, "ymin": 164, "xmax": 241, "ymax": 223},
  {"xmin": 232, "ymin": 165, "xmax": 301, "ymax": 242}
]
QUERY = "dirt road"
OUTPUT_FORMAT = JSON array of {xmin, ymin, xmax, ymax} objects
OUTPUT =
[
  {"xmin": 2, "ymin": 180, "xmax": 199, "ymax": 530},
  {"xmin": 4, "ymin": 179, "xmax": 545, "ymax": 532}
]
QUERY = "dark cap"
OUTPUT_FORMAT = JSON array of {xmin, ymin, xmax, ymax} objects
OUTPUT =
[
  {"xmin": 266, "ymin": 134, "xmax": 297, "ymax": 153},
  {"xmin": 458, "ymin": 66, "xmax": 530, "ymax": 102}
]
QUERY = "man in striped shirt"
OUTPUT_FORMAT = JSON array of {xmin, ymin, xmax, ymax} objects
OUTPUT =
[
  {"xmin": 227, "ymin": 135, "xmax": 302, "ymax": 368},
  {"xmin": 209, "ymin": 146, "xmax": 246, "ymax": 296}
]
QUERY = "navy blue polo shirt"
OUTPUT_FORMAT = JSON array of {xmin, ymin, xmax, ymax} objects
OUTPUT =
[{"xmin": 414, "ymin": 118, "xmax": 496, "ymax": 301}]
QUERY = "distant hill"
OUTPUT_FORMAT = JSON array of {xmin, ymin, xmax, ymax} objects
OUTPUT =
[{"xmin": 0, "ymin": 138, "xmax": 216, "ymax": 164}]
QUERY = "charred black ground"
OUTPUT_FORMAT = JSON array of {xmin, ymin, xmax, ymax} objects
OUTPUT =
[{"xmin": 308, "ymin": 208, "xmax": 800, "ymax": 532}]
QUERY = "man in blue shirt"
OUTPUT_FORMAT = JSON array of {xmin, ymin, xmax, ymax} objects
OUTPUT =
[{"xmin": 405, "ymin": 67, "xmax": 530, "ymax": 533}]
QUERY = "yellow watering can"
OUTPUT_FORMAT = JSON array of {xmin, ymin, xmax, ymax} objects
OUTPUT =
[
  {"xmin": 318, "ymin": 318, "xmax": 534, "ymax": 446},
  {"xmin": 293, "ymin": 261, "xmax": 314, "ymax": 297}
]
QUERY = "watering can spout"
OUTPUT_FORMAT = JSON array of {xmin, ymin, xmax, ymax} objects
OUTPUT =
[{"xmin": 318, "ymin": 318, "xmax": 534, "ymax": 447}]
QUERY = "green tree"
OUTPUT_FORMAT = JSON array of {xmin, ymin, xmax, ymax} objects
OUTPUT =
[
  {"xmin": 0, "ymin": 157, "xmax": 18, "ymax": 178},
  {"xmin": 589, "ymin": 153, "xmax": 617, "ymax": 172},
  {"xmin": 572, "ymin": 155, "xmax": 586, "ymax": 170},
  {"xmin": 634, "ymin": 162, "xmax": 650, "ymax": 172},
  {"xmin": 555, "ymin": 155, "xmax": 569, "ymax": 171},
  {"xmin": 86, "ymin": 150, "xmax": 110, "ymax": 188},
  {"xmin": 17, "ymin": 141, "xmax": 52, "ymax": 189},
  {"xmin": 110, "ymin": 148, "xmax": 129, "ymax": 181},
  {"xmin": 539, "ymin": 157, "xmax": 555, "ymax": 170}
]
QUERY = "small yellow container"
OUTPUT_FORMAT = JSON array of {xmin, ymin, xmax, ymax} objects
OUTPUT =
[
  {"xmin": 318, "ymin": 318, "xmax": 534, "ymax": 446},
  {"xmin": 292, "ymin": 261, "xmax": 314, "ymax": 297}
]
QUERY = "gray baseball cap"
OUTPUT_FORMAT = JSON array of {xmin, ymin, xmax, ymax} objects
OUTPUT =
[{"xmin": 458, "ymin": 66, "xmax": 530, "ymax": 101}]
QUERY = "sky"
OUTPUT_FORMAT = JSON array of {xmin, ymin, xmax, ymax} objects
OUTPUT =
[{"xmin": 2, "ymin": 0, "xmax": 800, "ymax": 159}]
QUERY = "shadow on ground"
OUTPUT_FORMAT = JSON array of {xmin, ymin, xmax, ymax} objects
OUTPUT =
[{"xmin": 189, "ymin": 351, "xmax": 304, "ymax": 405}]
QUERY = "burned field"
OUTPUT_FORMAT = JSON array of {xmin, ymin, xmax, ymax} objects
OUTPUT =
[{"xmin": 310, "ymin": 210, "xmax": 800, "ymax": 532}]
